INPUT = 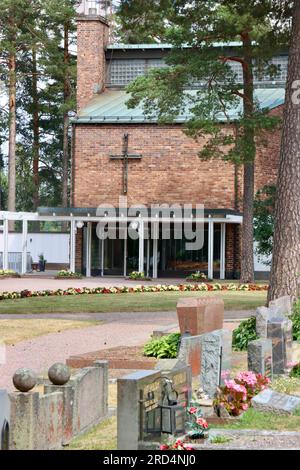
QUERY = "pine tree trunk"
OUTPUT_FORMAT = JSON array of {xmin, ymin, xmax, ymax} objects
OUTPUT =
[
  {"xmin": 268, "ymin": 2, "xmax": 300, "ymax": 302},
  {"xmin": 62, "ymin": 21, "xmax": 71, "ymax": 208},
  {"xmin": 240, "ymin": 33, "xmax": 255, "ymax": 283},
  {"xmin": 32, "ymin": 47, "xmax": 40, "ymax": 212},
  {"xmin": 8, "ymin": 51, "xmax": 16, "ymax": 231}
]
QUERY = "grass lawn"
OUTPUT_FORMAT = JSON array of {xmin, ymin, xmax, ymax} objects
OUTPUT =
[
  {"xmin": 0, "ymin": 319, "xmax": 101, "ymax": 344},
  {"xmin": 0, "ymin": 290, "xmax": 267, "ymax": 314},
  {"xmin": 212, "ymin": 407, "xmax": 300, "ymax": 432}
]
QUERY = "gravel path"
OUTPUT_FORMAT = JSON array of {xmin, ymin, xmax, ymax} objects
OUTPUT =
[
  {"xmin": 0, "ymin": 309, "xmax": 252, "ymax": 392},
  {"xmin": 0, "ymin": 312, "xmax": 175, "ymax": 391},
  {"xmin": 0, "ymin": 309, "xmax": 254, "ymax": 321},
  {"xmin": 199, "ymin": 430, "xmax": 300, "ymax": 450}
]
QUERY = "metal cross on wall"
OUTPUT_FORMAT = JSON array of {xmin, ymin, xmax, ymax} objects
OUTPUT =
[{"xmin": 109, "ymin": 133, "xmax": 142, "ymax": 194}]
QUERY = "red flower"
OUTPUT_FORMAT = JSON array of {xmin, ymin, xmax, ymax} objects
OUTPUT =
[
  {"xmin": 188, "ymin": 407, "xmax": 198, "ymax": 414},
  {"xmin": 160, "ymin": 444, "xmax": 169, "ymax": 450},
  {"xmin": 196, "ymin": 418, "xmax": 208, "ymax": 428}
]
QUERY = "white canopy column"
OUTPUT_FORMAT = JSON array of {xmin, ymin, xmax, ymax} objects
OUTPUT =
[
  {"xmin": 21, "ymin": 219, "xmax": 28, "ymax": 275},
  {"xmin": 220, "ymin": 223, "xmax": 226, "ymax": 280},
  {"xmin": 70, "ymin": 219, "xmax": 76, "ymax": 273},
  {"xmin": 138, "ymin": 219, "xmax": 144, "ymax": 273},
  {"xmin": 208, "ymin": 217, "xmax": 214, "ymax": 280},
  {"xmin": 86, "ymin": 222, "xmax": 92, "ymax": 277},
  {"xmin": 152, "ymin": 220, "xmax": 159, "ymax": 279},
  {"xmin": 3, "ymin": 218, "xmax": 8, "ymax": 271}
]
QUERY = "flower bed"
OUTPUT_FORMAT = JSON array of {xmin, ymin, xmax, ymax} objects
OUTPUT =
[
  {"xmin": 0, "ymin": 282, "xmax": 268, "ymax": 302},
  {"xmin": 0, "ymin": 269, "xmax": 21, "ymax": 279},
  {"xmin": 55, "ymin": 270, "xmax": 83, "ymax": 279}
]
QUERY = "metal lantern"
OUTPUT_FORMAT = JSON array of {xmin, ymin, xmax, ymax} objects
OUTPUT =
[
  {"xmin": 160, "ymin": 378, "xmax": 185, "ymax": 435},
  {"xmin": 160, "ymin": 403, "xmax": 185, "ymax": 435}
]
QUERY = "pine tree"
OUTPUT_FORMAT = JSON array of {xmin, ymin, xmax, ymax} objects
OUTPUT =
[
  {"xmin": 117, "ymin": 0, "xmax": 288, "ymax": 282},
  {"xmin": 0, "ymin": 0, "xmax": 42, "ymax": 224},
  {"xmin": 268, "ymin": 0, "xmax": 300, "ymax": 301}
]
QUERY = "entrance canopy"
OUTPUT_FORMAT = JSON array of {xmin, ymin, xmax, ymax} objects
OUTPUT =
[{"xmin": 0, "ymin": 209, "xmax": 242, "ymax": 279}]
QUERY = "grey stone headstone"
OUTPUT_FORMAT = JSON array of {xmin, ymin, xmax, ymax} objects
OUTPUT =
[
  {"xmin": 200, "ymin": 329, "xmax": 232, "ymax": 398},
  {"xmin": 269, "ymin": 296, "xmax": 292, "ymax": 317},
  {"xmin": 248, "ymin": 339, "xmax": 273, "ymax": 379},
  {"xmin": 267, "ymin": 317, "xmax": 293, "ymax": 374},
  {"xmin": 117, "ymin": 365, "xmax": 192, "ymax": 450},
  {"xmin": 252, "ymin": 389, "xmax": 300, "ymax": 415},
  {"xmin": 0, "ymin": 390, "xmax": 10, "ymax": 450},
  {"xmin": 256, "ymin": 306, "xmax": 284, "ymax": 338},
  {"xmin": 117, "ymin": 370, "xmax": 161, "ymax": 450}
]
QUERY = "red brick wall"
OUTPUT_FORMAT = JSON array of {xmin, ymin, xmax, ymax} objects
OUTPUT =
[
  {"xmin": 76, "ymin": 17, "xmax": 109, "ymax": 112},
  {"xmin": 255, "ymin": 105, "xmax": 283, "ymax": 191},
  {"xmin": 73, "ymin": 115, "xmax": 282, "ymax": 210},
  {"xmin": 73, "ymin": 124, "xmax": 237, "ymax": 209}
]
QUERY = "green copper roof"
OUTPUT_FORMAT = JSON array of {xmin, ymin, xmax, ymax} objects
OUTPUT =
[{"xmin": 74, "ymin": 88, "xmax": 285, "ymax": 124}]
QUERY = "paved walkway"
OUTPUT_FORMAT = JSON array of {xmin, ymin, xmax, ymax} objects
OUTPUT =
[
  {"xmin": 0, "ymin": 312, "xmax": 176, "ymax": 391},
  {"xmin": 0, "ymin": 309, "xmax": 247, "ymax": 392}
]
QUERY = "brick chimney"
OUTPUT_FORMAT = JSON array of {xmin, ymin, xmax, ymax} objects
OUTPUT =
[{"xmin": 76, "ymin": 13, "xmax": 109, "ymax": 112}]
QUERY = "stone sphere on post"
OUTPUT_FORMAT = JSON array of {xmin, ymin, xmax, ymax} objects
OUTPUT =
[
  {"xmin": 48, "ymin": 363, "xmax": 71, "ymax": 386},
  {"xmin": 13, "ymin": 368, "xmax": 38, "ymax": 392}
]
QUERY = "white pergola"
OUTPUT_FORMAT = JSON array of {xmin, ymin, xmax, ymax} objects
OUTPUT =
[{"xmin": 0, "ymin": 211, "xmax": 242, "ymax": 279}]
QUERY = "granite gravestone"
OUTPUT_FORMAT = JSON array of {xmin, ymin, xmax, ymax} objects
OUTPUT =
[
  {"xmin": 252, "ymin": 389, "xmax": 300, "ymax": 415},
  {"xmin": 177, "ymin": 334, "xmax": 203, "ymax": 377},
  {"xmin": 256, "ymin": 296, "xmax": 292, "ymax": 339},
  {"xmin": 248, "ymin": 339, "xmax": 273, "ymax": 379},
  {"xmin": 117, "ymin": 365, "xmax": 191, "ymax": 450},
  {"xmin": 267, "ymin": 317, "xmax": 293, "ymax": 374},
  {"xmin": 0, "ymin": 390, "xmax": 10, "ymax": 450},
  {"xmin": 200, "ymin": 329, "xmax": 232, "ymax": 398},
  {"xmin": 177, "ymin": 296, "xmax": 224, "ymax": 336}
]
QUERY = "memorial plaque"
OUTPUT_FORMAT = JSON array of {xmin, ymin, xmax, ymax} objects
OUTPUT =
[
  {"xmin": 143, "ymin": 380, "xmax": 161, "ymax": 437},
  {"xmin": 252, "ymin": 389, "xmax": 300, "ymax": 415}
]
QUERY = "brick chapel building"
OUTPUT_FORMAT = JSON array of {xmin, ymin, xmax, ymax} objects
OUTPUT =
[{"xmin": 66, "ymin": 8, "xmax": 286, "ymax": 280}]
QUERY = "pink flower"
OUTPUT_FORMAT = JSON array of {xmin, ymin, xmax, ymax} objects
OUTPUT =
[
  {"xmin": 241, "ymin": 403, "xmax": 249, "ymax": 411},
  {"xmin": 188, "ymin": 407, "xmax": 198, "ymax": 414},
  {"xmin": 184, "ymin": 445, "xmax": 194, "ymax": 451},
  {"xmin": 160, "ymin": 444, "xmax": 169, "ymax": 450},
  {"xmin": 196, "ymin": 418, "xmax": 208, "ymax": 428}
]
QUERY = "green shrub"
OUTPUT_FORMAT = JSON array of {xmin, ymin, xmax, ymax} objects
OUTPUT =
[
  {"xmin": 56, "ymin": 270, "xmax": 83, "ymax": 279},
  {"xmin": 290, "ymin": 363, "xmax": 300, "ymax": 379},
  {"xmin": 290, "ymin": 300, "xmax": 300, "ymax": 341},
  {"xmin": 128, "ymin": 271, "xmax": 152, "ymax": 280},
  {"xmin": 186, "ymin": 271, "xmax": 207, "ymax": 281},
  {"xmin": 232, "ymin": 317, "xmax": 257, "ymax": 351},
  {"xmin": 144, "ymin": 333, "xmax": 181, "ymax": 359}
]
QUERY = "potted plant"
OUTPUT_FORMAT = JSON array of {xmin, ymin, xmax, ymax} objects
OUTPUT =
[{"xmin": 38, "ymin": 253, "xmax": 47, "ymax": 272}]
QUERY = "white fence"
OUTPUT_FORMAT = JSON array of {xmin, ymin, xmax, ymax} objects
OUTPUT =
[
  {"xmin": 0, "ymin": 233, "xmax": 70, "ymax": 267},
  {"xmin": 0, "ymin": 252, "xmax": 32, "ymax": 273}
]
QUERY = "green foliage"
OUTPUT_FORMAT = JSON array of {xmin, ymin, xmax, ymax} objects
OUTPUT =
[
  {"xmin": 232, "ymin": 317, "xmax": 257, "ymax": 351},
  {"xmin": 290, "ymin": 300, "xmax": 300, "ymax": 341},
  {"xmin": 254, "ymin": 185, "xmax": 276, "ymax": 264},
  {"xmin": 118, "ymin": 1, "xmax": 286, "ymax": 165},
  {"xmin": 233, "ymin": 300, "xmax": 300, "ymax": 351},
  {"xmin": 55, "ymin": 270, "xmax": 83, "ymax": 279},
  {"xmin": 143, "ymin": 333, "xmax": 181, "ymax": 359},
  {"xmin": 186, "ymin": 271, "xmax": 207, "ymax": 281},
  {"xmin": 290, "ymin": 364, "xmax": 300, "ymax": 379}
]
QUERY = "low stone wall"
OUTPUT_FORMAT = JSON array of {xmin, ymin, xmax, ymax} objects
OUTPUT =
[{"xmin": 8, "ymin": 361, "xmax": 108, "ymax": 450}]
